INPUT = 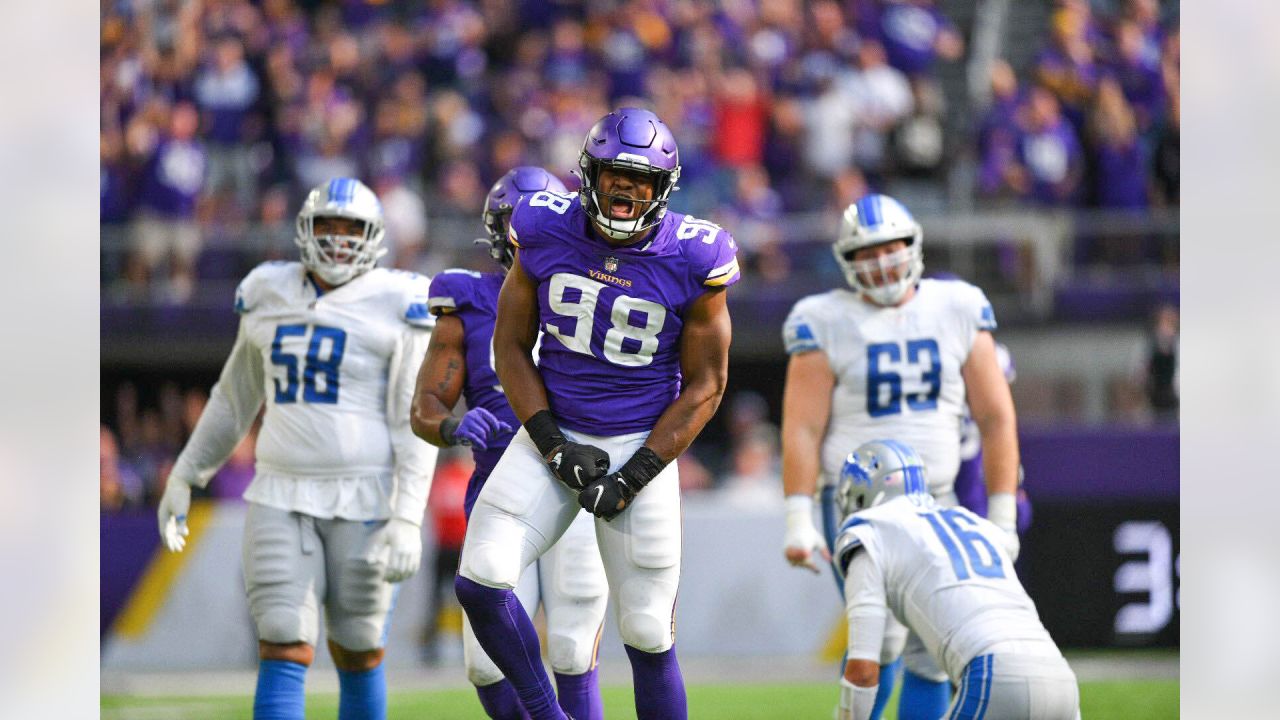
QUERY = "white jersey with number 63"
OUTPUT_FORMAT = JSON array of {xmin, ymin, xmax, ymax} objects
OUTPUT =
[{"xmin": 782, "ymin": 279, "xmax": 996, "ymax": 495}]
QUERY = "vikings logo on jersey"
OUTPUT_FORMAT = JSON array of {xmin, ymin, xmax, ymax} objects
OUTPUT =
[{"xmin": 509, "ymin": 191, "xmax": 739, "ymax": 436}]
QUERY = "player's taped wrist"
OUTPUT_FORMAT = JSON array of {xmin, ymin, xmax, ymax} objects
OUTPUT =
[
  {"xmin": 617, "ymin": 447, "xmax": 667, "ymax": 491},
  {"xmin": 785, "ymin": 494, "xmax": 814, "ymax": 524},
  {"xmin": 439, "ymin": 417, "xmax": 461, "ymax": 446},
  {"xmin": 838, "ymin": 678, "xmax": 878, "ymax": 720},
  {"xmin": 987, "ymin": 491, "xmax": 1018, "ymax": 532},
  {"xmin": 524, "ymin": 409, "xmax": 567, "ymax": 461}
]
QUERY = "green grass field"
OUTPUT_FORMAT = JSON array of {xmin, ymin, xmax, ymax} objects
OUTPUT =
[{"xmin": 102, "ymin": 679, "xmax": 1178, "ymax": 719}]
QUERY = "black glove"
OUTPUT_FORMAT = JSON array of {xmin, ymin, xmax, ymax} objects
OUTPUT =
[
  {"xmin": 525, "ymin": 410, "xmax": 610, "ymax": 490},
  {"xmin": 578, "ymin": 447, "xmax": 667, "ymax": 521}
]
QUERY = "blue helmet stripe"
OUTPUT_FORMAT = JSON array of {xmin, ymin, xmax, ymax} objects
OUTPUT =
[
  {"xmin": 859, "ymin": 195, "xmax": 884, "ymax": 227},
  {"xmin": 328, "ymin": 177, "xmax": 357, "ymax": 205}
]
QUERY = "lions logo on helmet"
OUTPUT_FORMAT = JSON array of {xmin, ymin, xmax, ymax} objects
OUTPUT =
[
  {"xmin": 295, "ymin": 177, "xmax": 387, "ymax": 286},
  {"xmin": 837, "ymin": 439, "xmax": 932, "ymax": 518},
  {"xmin": 481, "ymin": 166, "xmax": 568, "ymax": 270},
  {"xmin": 577, "ymin": 107, "xmax": 681, "ymax": 242},
  {"xmin": 832, "ymin": 194, "xmax": 924, "ymax": 306}
]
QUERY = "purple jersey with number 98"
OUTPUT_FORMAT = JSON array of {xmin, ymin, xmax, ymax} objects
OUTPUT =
[{"xmin": 509, "ymin": 190, "xmax": 740, "ymax": 435}]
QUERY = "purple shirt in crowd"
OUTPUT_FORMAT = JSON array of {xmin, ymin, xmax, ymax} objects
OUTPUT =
[
  {"xmin": 1094, "ymin": 139, "xmax": 1149, "ymax": 209},
  {"xmin": 870, "ymin": 2, "xmax": 954, "ymax": 77},
  {"xmin": 1017, "ymin": 119, "xmax": 1082, "ymax": 206},
  {"xmin": 194, "ymin": 63, "xmax": 260, "ymax": 144},
  {"xmin": 138, "ymin": 139, "xmax": 206, "ymax": 218},
  {"xmin": 509, "ymin": 193, "xmax": 740, "ymax": 436},
  {"xmin": 427, "ymin": 269, "xmax": 520, "ymax": 517}
]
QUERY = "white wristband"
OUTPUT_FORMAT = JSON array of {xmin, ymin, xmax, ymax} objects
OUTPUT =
[
  {"xmin": 785, "ymin": 493, "xmax": 814, "ymax": 518},
  {"xmin": 987, "ymin": 491, "xmax": 1017, "ymax": 533},
  {"xmin": 839, "ymin": 678, "xmax": 879, "ymax": 720}
]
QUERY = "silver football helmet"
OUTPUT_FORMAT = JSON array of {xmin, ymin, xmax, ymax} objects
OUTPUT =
[
  {"xmin": 295, "ymin": 177, "xmax": 387, "ymax": 286},
  {"xmin": 836, "ymin": 439, "xmax": 932, "ymax": 519},
  {"xmin": 832, "ymin": 194, "xmax": 924, "ymax": 306}
]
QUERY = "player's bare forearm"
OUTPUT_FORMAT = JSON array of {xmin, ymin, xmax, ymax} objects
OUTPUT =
[
  {"xmin": 494, "ymin": 254, "xmax": 551, "ymax": 423},
  {"xmin": 781, "ymin": 351, "xmax": 835, "ymax": 496},
  {"xmin": 410, "ymin": 314, "xmax": 466, "ymax": 447},
  {"xmin": 643, "ymin": 288, "xmax": 731, "ymax": 463},
  {"xmin": 978, "ymin": 413, "xmax": 1019, "ymax": 496},
  {"xmin": 963, "ymin": 331, "xmax": 1020, "ymax": 496}
]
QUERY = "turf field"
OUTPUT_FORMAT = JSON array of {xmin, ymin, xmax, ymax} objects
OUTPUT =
[{"xmin": 101, "ymin": 678, "xmax": 1178, "ymax": 719}]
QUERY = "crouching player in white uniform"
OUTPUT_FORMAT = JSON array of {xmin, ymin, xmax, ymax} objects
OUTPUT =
[
  {"xmin": 410, "ymin": 166, "xmax": 609, "ymax": 720},
  {"xmin": 454, "ymin": 108, "xmax": 739, "ymax": 720},
  {"xmin": 780, "ymin": 194, "xmax": 1023, "ymax": 719},
  {"xmin": 831, "ymin": 439, "xmax": 1078, "ymax": 720},
  {"xmin": 156, "ymin": 178, "xmax": 438, "ymax": 720}
]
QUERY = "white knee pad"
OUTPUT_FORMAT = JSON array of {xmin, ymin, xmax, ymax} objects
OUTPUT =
[
  {"xmin": 256, "ymin": 606, "xmax": 308, "ymax": 646},
  {"xmin": 543, "ymin": 515, "xmax": 608, "ymax": 674},
  {"xmin": 615, "ymin": 576, "xmax": 678, "ymax": 653}
]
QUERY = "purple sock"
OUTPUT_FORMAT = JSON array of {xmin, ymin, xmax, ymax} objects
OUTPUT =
[
  {"xmin": 475, "ymin": 680, "xmax": 531, "ymax": 720},
  {"xmin": 555, "ymin": 668, "xmax": 603, "ymax": 720},
  {"xmin": 624, "ymin": 645, "xmax": 687, "ymax": 720},
  {"xmin": 455, "ymin": 576, "xmax": 565, "ymax": 720}
]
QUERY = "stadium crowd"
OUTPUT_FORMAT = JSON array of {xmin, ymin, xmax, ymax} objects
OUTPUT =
[
  {"xmin": 101, "ymin": 0, "xmax": 1178, "ymax": 303},
  {"xmin": 101, "ymin": 0, "xmax": 1179, "ymax": 511}
]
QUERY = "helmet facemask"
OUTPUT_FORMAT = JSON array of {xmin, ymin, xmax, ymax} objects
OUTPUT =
[
  {"xmin": 834, "ymin": 239, "xmax": 924, "ymax": 307},
  {"xmin": 578, "ymin": 154, "xmax": 679, "ymax": 242},
  {"xmin": 480, "ymin": 205, "xmax": 515, "ymax": 270},
  {"xmin": 296, "ymin": 212, "xmax": 386, "ymax": 286}
]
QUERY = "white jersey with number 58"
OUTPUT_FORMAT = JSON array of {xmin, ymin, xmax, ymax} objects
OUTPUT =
[
  {"xmin": 169, "ymin": 261, "xmax": 437, "ymax": 521},
  {"xmin": 782, "ymin": 278, "xmax": 996, "ymax": 495}
]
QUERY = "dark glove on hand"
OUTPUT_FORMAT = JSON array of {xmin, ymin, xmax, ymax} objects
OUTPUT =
[
  {"xmin": 525, "ymin": 409, "xmax": 610, "ymax": 490},
  {"xmin": 579, "ymin": 447, "xmax": 666, "ymax": 520}
]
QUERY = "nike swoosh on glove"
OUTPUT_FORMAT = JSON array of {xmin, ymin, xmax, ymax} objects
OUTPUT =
[
  {"xmin": 452, "ymin": 407, "xmax": 512, "ymax": 451},
  {"xmin": 578, "ymin": 472, "xmax": 639, "ymax": 521},
  {"xmin": 548, "ymin": 442, "xmax": 611, "ymax": 491}
]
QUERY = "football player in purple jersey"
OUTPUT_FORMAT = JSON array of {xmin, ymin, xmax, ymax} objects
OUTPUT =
[
  {"xmin": 410, "ymin": 167, "xmax": 609, "ymax": 720},
  {"xmin": 453, "ymin": 108, "xmax": 740, "ymax": 720}
]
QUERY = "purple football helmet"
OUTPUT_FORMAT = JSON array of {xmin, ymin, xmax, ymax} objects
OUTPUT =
[
  {"xmin": 481, "ymin": 166, "xmax": 567, "ymax": 270},
  {"xmin": 577, "ymin": 107, "xmax": 681, "ymax": 241}
]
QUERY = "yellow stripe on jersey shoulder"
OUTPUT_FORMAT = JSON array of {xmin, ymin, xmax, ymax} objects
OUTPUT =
[
  {"xmin": 704, "ymin": 259, "xmax": 740, "ymax": 287},
  {"xmin": 508, "ymin": 226, "xmax": 520, "ymax": 248}
]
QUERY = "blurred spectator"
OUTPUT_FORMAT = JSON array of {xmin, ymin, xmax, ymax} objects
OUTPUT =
[
  {"xmin": 1152, "ymin": 85, "xmax": 1179, "ymax": 206},
  {"xmin": 977, "ymin": 60, "xmax": 1022, "ymax": 199},
  {"xmin": 1104, "ymin": 19, "xmax": 1165, "ymax": 135},
  {"xmin": 720, "ymin": 427, "xmax": 783, "ymax": 509},
  {"xmin": 1142, "ymin": 303, "xmax": 1179, "ymax": 419},
  {"xmin": 844, "ymin": 40, "xmax": 913, "ymax": 180},
  {"xmin": 677, "ymin": 453, "xmax": 714, "ymax": 493},
  {"xmin": 376, "ymin": 176, "xmax": 430, "ymax": 270},
  {"xmin": 712, "ymin": 68, "xmax": 770, "ymax": 169},
  {"xmin": 127, "ymin": 100, "xmax": 206, "ymax": 303},
  {"xmin": 1088, "ymin": 78, "xmax": 1148, "ymax": 210},
  {"xmin": 101, "ymin": 426, "xmax": 145, "ymax": 511},
  {"xmin": 1033, "ymin": 6, "xmax": 1098, "ymax": 131},
  {"xmin": 1012, "ymin": 86, "xmax": 1083, "ymax": 206},
  {"xmin": 195, "ymin": 36, "xmax": 261, "ymax": 218},
  {"xmin": 858, "ymin": 0, "xmax": 963, "ymax": 81}
]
